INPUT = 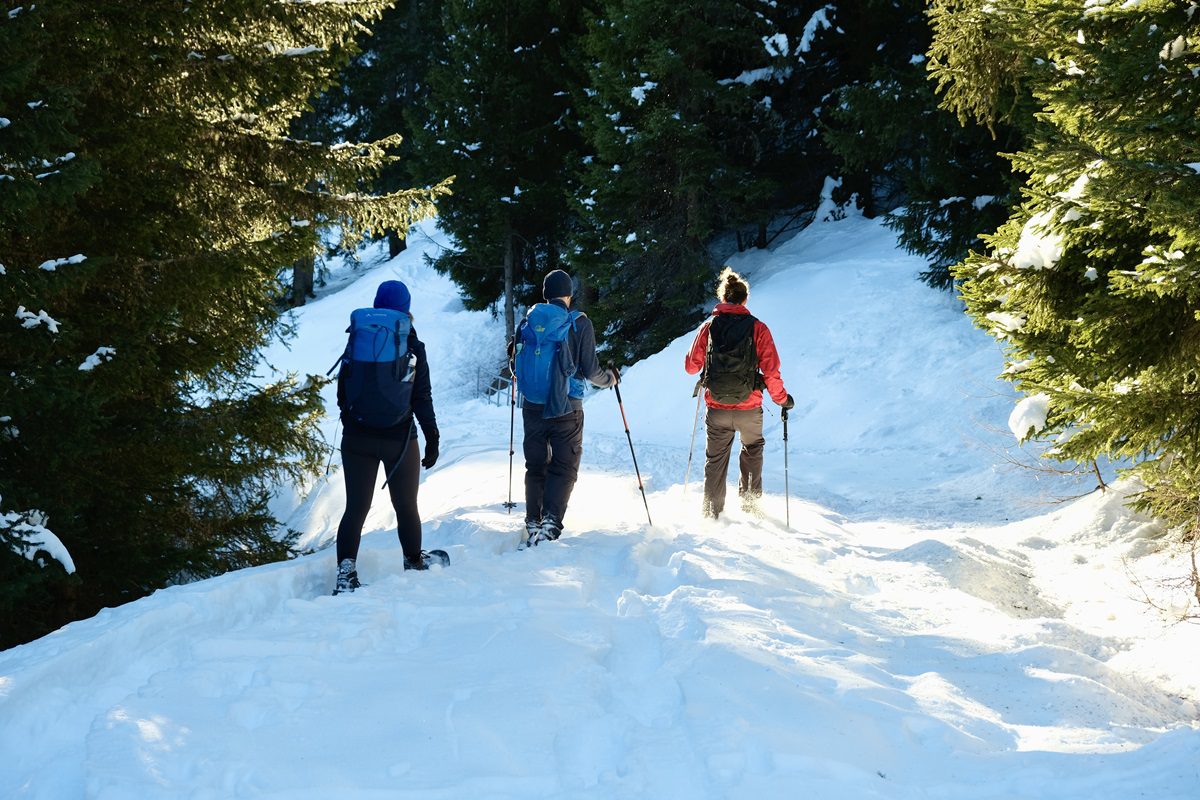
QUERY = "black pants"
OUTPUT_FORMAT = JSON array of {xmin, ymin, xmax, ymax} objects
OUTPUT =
[
  {"xmin": 523, "ymin": 406, "xmax": 584, "ymax": 527},
  {"xmin": 336, "ymin": 432, "xmax": 422, "ymax": 562},
  {"xmin": 703, "ymin": 406, "xmax": 765, "ymax": 516}
]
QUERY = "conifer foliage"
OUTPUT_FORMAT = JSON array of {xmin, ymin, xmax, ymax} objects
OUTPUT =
[
  {"xmin": 930, "ymin": 1, "xmax": 1200, "ymax": 528},
  {"xmin": 822, "ymin": 0, "xmax": 1021, "ymax": 288},
  {"xmin": 0, "ymin": 1, "xmax": 446, "ymax": 646},
  {"xmin": 413, "ymin": 0, "xmax": 586, "ymax": 341},
  {"xmin": 304, "ymin": 0, "xmax": 445, "ymax": 258},
  {"xmin": 573, "ymin": 0, "xmax": 784, "ymax": 363}
]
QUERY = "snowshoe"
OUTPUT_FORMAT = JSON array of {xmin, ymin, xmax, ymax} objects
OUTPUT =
[{"xmin": 404, "ymin": 549, "xmax": 450, "ymax": 571}]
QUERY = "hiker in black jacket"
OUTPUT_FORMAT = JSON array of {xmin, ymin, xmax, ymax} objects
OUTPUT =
[
  {"xmin": 512, "ymin": 270, "xmax": 618, "ymax": 546},
  {"xmin": 333, "ymin": 280, "xmax": 439, "ymax": 594}
]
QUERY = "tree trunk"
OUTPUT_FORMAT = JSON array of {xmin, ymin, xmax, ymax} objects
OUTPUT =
[
  {"xmin": 503, "ymin": 231, "xmax": 516, "ymax": 345},
  {"xmin": 756, "ymin": 221, "xmax": 768, "ymax": 249},
  {"xmin": 291, "ymin": 252, "xmax": 315, "ymax": 308},
  {"xmin": 387, "ymin": 228, "xmax": 407, "ymax": 259}
]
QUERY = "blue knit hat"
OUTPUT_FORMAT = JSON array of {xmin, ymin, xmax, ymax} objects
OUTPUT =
[
  {"xmin": 373, "ymin": 280, "xmax": 411, "ymax": 313},
  {"xmin": 542, "ymin": 269, "xmax": 573, "ymax": 300}
]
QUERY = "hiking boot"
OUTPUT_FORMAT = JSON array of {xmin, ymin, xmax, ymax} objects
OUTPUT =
[
  {"xmin": 403, "ymin": 553, "xmax": 428, "ymax": 571},
  {"xmin": 524, "ymin": 518, "xmax": 542, "ymax": 546},
  {"xmin": 542, "ymin": 515, "xmax": 563, "ymax": 541},
  {"xmin": 333, "ymin": 558, "xmax": 361, "ymax": 595},
  {"xmin": 739, "ymin": 491, "xmax": 763, "ymax": 517},
  {"xmin": 701, "ymin": 500, "xmax": 721, "ymax": 520},
  {"xmin": 525, "ymin": 516, "xmax": 563, "ymax": 547}
]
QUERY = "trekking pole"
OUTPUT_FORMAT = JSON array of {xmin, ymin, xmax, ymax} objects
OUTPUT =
[
  {"xmin": 781, "ymin": 406, "xmax": 790, "ymax": 530},
  {"xmin": 683, "ymin": 381, "xmax": 703, "ymax": 494},
  {"xmin": 380, "ymin": 418, "xmax": 417, "ymax": 491},
  {"xmin": 613, "ymin": 380, "xmax": 652, "ymax": 527},
  {"xmin": 325, "ymin": 418, "xmax": 342, "ymax": 475},
  {"xmin": 504, "ymin": 369, "xmax": 518, "ymax": 512}
]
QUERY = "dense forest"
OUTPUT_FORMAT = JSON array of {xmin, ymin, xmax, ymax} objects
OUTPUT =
[{"xmin": 1, "ymin": 0, "xmax": 1196, "ymax": 647}]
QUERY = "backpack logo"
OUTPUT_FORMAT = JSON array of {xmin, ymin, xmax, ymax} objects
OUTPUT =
[
  {"xmin": 336, "ymin": 307, "xmax": 416, "ymax": 428},
  {"xmin": 703, "ymin": 314, "xmax": 761, "ymax": 404},
  {"xmin": 514, "ymin": 304, "xmax": 578, "ymax": 410}
]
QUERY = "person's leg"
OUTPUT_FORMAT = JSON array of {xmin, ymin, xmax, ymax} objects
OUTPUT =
[
  {"xmin": 382, "ymin": 436, "xmax": 422, "ymax": 562},
  {"xmin": 736, "ymin": 407, "xmax": 765, "ymax": 498},
  {"xmin": 703, "ymin": 407, "xmax": 735, "ymax": 517},
  {"xmin": 541, "ymin": 409, "xmax": 584, "ymax": 532},
  {"xmin": 523, "ymin": 406, "xmax": 550, "ymax": 527},
  {"xmin": 336, "ymin": 432, "xmax": 381, "ymax": 563}
]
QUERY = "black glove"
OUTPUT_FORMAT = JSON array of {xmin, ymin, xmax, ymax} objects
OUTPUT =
[
  {"xmin": 421, "ymin": 436, "xmax": 439, "ymax": 469},
  {"xmin": 607, "ymin": 361, "xmax": 621, "ymax": 386},
  {"xmin": 782, "ymin": 394, "xmax": 794, "ymax": 411}
]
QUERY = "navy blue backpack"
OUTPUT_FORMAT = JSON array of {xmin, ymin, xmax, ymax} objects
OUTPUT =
[
  {"xmin": 335, "ymin": 307, "xmax": 416, "ymax": 428},
  {"xmin": 514, "ymin": 303, "xmax": 581, "ymax": 417}
]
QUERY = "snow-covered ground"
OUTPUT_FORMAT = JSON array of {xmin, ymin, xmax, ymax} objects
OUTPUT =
[{"xmin": 2, "ymin": 215, "xmax": 1197, "ymax": 799}]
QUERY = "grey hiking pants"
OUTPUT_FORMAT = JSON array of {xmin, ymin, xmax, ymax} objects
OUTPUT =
[{"xmin": 703, "ymin": 406, "xmax": 765, "ymax": 516}]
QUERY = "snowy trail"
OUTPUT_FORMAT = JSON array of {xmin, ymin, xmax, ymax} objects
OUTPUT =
[
  {"xmin": 2, "ymin": 216, "xmax": 1197, "ymax": 798},
  {"xmin": 4, "ymin": 479, "xmax": 1196, "ymax": 798}
]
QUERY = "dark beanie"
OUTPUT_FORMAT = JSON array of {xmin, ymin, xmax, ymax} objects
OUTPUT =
[
  {"xmin": 373, "ymin": 280, "xmax": 411, "ymax": 313},
  {"xmin": 542, "ymin": 269, "xmax": 573, "ymax": 300}
]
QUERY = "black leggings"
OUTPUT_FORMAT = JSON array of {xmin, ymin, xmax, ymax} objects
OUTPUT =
[{"xmin": 336, "ymin": 432, "xmax": 422, "ymax": 562}]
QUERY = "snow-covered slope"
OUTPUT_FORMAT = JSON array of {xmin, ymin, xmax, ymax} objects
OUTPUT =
[{"xmin": 1, "ymin": 216, "xmax": 1197, "ymax": 799}]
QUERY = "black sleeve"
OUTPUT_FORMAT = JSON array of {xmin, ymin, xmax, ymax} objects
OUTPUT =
[
  {"xmin": 571, "ymin": 314, "xmax": 615, "ymax": 389},
  {"xmin": 409, "ymin": 335, "xmax": 438, "ymax": 441}
]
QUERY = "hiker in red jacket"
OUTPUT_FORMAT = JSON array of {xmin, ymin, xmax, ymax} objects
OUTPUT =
[{"xmin": 685, "ymin": 267, "xmax": 793, "ymax": 519}]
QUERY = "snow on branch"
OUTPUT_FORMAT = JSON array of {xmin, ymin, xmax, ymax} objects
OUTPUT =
[
  {"xmin": 1, "ymin": 497, "xmax": 75, "ymax": 574},
  {"xmin": 630, "ymin": 81, "xmax": 657, "ymax": 104},
  {"xmin": 262, "ymin": 43, "xmax": 325, "ymax": 57},
  {"xmin": 15, "ymin": 306, "xmax": 61, "ymax": 333},
  {"xmin": 38, "ymin": 253, "xmax": 86, "ymax": 272},
  {"xmin": 800, "ymin": 6, "xmax": 836, "ymax": 54},
  {"xmin": 1009, "ymin": 393, "xmax": 1051, "ymax": 442},
  {"xmin": 79, "ymin": 347, "xmax": 116, "ymax": 371}
]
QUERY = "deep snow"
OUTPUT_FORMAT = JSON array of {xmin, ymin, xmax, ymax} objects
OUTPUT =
[{"xmin": 1, "ymin": 215, "xmax": 1197, "ymax": 799}]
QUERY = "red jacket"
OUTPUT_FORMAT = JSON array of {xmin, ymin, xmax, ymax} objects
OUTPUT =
[{"xmin": 684, "ymin": 303, "xmax": 788, "ymax": 410}]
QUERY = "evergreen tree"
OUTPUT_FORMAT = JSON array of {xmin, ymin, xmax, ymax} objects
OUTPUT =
[
  {"xmin": 822, "ymin": 0, "xmax": 1022, "ymax": 288},
  {"xmin": 305, "ymin": 0, "xmax": 445, "ymax": 259},
  {"xmin": 767, "ymin": 1, "xmax": 874, "ymax": 217},
  {"xmin": 929, "ymin": 0, "xmax": 1200, "ymax": 528},
  {"xmin": 0, "ymin": 1, "xmax": 447, "ymax": 647},
  {"xmin": 573, "ymin": 0, "xmax": 783, "ymax": 363},
  {"xmin": 412, "ymin": 0, "xmax": 588, "ymax": 341}
]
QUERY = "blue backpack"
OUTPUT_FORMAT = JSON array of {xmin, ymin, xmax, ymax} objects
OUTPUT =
[
  {"xmin": 335, "ymin": 307, "xmax": 416, "ymax": 428},
  {"xmin": 514, "ymin": 303, "xmax": 581, "ymax": 417}
]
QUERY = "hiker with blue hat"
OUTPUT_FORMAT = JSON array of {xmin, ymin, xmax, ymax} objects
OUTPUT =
[
  {"xmin": 511, "ymin": 269, "xmax": 619, "ymax": 546},
  {"xmin": 331, "ymin": 279, "xmax": 442, "ymax": 594}
]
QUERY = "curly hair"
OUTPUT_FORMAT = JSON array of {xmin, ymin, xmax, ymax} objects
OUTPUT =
[{"xmin": 717, "ymin": 266, "xmax": 749, "ymax": 305}]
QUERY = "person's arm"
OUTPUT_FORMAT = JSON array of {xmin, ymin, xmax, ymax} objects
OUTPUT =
[
  {"xmin": 684, "ymin": 323, "xmax": 709, "ymax": 375},
  {"xmin": 572, "ymin": 315, "xmax": 617, "ymax": 389},
  {"xmin": 754, "ymin": 320, "xmax": 789, "ymax": 406},
  {"xmin": 409, "ymin": 336, "xmax": 439, "ymax": 451}
]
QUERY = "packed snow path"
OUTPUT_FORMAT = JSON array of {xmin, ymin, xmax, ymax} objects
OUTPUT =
[{"xmin": 1, "ymin": 217, "xmax": 1196, "ymax": 798}]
